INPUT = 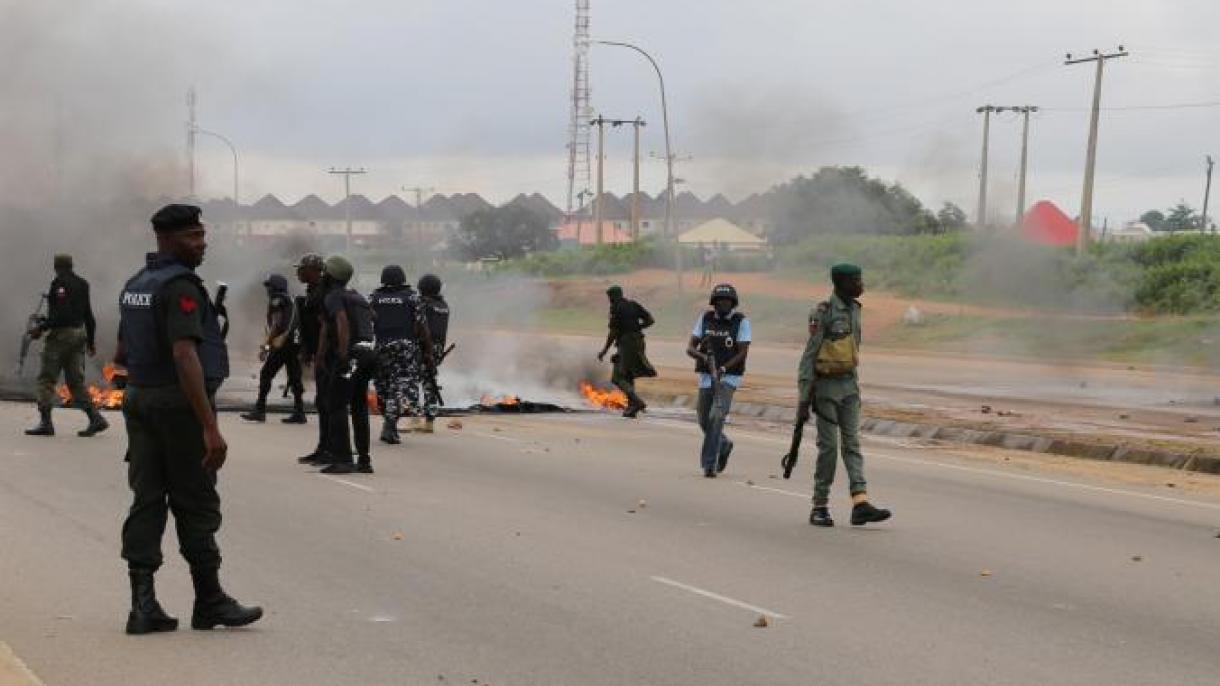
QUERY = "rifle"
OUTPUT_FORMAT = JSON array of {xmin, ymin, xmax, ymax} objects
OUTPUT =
[
  {"xmin": 422, "ymin": 343, "xmax": 455, "ymax": 408},
  {"xmin": 15, "ymin": 294, "xmax": 48, "ymax": 375},
  {"xmin": 781, "ymin": 382, "xmax": 837, "ymax": 479}
]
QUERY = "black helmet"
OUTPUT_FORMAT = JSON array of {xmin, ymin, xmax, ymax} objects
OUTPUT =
[
  {"xmin": 263, "ymin": 273, "xmax": 289, "ymax": 293},
  {"xmin": 418, "ymin": 273, "xmax": 442, "ymax": 296},
  {"xmin": 709, "ymin": 283, "xmax": 738, "ymax": 308},
  {"xmin": 381, "ymin": 264, "xmax": 406, "ymax": 287}
]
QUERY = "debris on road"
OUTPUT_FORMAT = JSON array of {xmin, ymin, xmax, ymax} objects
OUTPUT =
[
  {"xmin": 1131, "ymin": 555, "xmax": 1143, "ymax": 562},
  {"xmin": 753, "ymin": 615, "xmax": 769, "ymax": 628},
  {"xmin": 1166, "ymin": 482, "xmax": 1177, "ymax": 488},
  {"xmin": 980, "ymin": 405, "xmax": 992, "ymax": 414},
  {"xmin": 1118, "ymin": 413, "xmax": 1129, "ymax": 420},
  {"xmin": 638, "ymin": 499, "xmax": 647, "ymax": 509},
  {"xmin": 746, "ymin": 479, "xmax": 755, "ymax": 486},
  {"xmin": 392, "ymin": 532, "xmax": 404, "ymax": 541},
  {"xmin": 447, "ymin": 420, "xmax": 463, "ymax": 430},
  {"xmin": 1184, "ymin": 416, "xmax": 1199, "ymax": 424},
  {"xmin": 979, "ymin": 569, "xmax": 993, "ymax": 577}
]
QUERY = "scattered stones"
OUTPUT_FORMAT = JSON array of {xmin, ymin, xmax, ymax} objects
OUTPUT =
[
  {"xmin": 626, "ymin": 509, "xmax": 637, "ymax": 514},
  {"xmin": 1118, "ymin": 413, "xmax": 1129, "ymax": 420},
  {"xmin": 392, "ymin": 532, "xmax": 404, "ymax": 541},
  {"xmin": 746, "ymin": 479, "xmax": 755, "ymax": 486},
  {"xmin": 979, "ymin": 569, "xmax": 993, "ymax": 577},
  {"xmin": 1166, "ymin": 482, "xmax": 1177, "ymax": 488},
  {"xmin": 447, "ymin": 420, "xmax": 463, "ymax": 430},
  {"xmin": 638, "ymin": 499, "xmax": 647, "ymax": 509},
  {"xmin": 753, "ymin": 615, "xmax": 769, "ymax": 628},
  {"xmin": 980, "ymin": 405, "xmax": 993, "ymax": 415},
  {"xmin": 1131, "ymin": 555, "xmax": 1143, "ymax": 562}
]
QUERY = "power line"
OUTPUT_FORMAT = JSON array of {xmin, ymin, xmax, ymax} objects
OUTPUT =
[{"xmin": 1043, "ymin": 99, "xmax": 1220, "ymax": 112}]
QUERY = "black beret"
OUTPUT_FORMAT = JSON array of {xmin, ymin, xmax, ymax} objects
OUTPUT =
[{"xmin": 151, "ymin": 203, "xmax": 203, "ymax": 233}]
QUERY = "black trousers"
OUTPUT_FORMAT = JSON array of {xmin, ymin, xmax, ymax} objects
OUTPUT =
[
  {"xmin": 322, "ymin": 356, "xmax": 374, "ymax": 462},
  {"xmin": 313, "ymin": 362, "xmax": 329, "ymax": 453},
  {"xmin": 256, "ymin": 345, "xmax": 304, "ymax": 408},
  {"xmin": 121, "ymin": 387, "xmax": 222, "ymax": 572}
]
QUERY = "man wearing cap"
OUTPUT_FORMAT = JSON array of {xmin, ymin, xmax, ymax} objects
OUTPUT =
[
  {"xmin": 313, "ymin": 255, "xmax": 377, "ymax": 474},
  {"xmin": 369, "ymin": 265, "xmax": 433, "ymax": 444},
  {"xmin": 597, "ymin": 285, "xmax": 656, "ymax": 418},
  {"xmin": 116, "ymin": 203, "xmax": 261, "ymax": 634},
  {"xmin": 24, "ymin": 254, "xmax": 109, "ymax": 437},
  {"xmin": 686, "ymin": 283, "xmax": 750, "ymax": 478},
  {"xmin": 797, "ymin": 263, "xmax": 892, "ymax": 527},
  {"xmin": 240, "ymin": 273, "xmax": 304, "ymax": 423},
  {"xmin": 294, "ymin": 253, "xmax": 327, "ymax": 462}
]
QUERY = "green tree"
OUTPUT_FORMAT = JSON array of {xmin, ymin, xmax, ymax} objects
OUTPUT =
[
  {"xmin": 936, "ymin": 202, "xmax": 968, "ymax": 231},
  {"xmin": 1164, "ymin": 202, "xmax": 1200, "ymax": 232},
  {"xmin": 1139, "ymin": 209, "xmax": 1166, "ymax": 231},
  {"xmin": 453, "ymin": 205, "xmax": 556, "ymax": 260}
]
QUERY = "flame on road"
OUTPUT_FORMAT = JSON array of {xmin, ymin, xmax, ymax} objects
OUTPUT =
[
  {"xmin": 480, "ymin": 394, "xmax": 520, "ymax": 407},
  {"xmin": 578, "ymin": 381, "xmax": 627, "ymax": 410},
  {"xmin": 57, "ymin": 363, "xmax": 125, "ymax": 409}
]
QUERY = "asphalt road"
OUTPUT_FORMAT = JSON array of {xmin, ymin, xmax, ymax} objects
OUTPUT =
[{"xmin": 1, "ymin": 402, "xmax": 1219, "ymax": 686}]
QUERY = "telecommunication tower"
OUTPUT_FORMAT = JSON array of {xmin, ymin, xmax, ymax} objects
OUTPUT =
[{"xmin": 565, "ymin": 0, "xmax": 593, "ymax": 218}]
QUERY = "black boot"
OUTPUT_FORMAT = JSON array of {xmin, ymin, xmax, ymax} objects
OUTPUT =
[
  {"xmin": 320, "ymin": 458, "xmax": 354, "ymax": 474},
  {"xmin": 355, "ymin": 455, "xmax": 374, "ymax": 474},
  {"xmin": 379, "ymin": 417, "xmax": 400, "ymax": 445},
  {"xmin": 622, "ymin": 393, "xmax": 647, "ymax": 418},
  {"xmin": 809, "ymin": 506, "xmax": 835, "ymax": 527},
  {"xmin": 240, "ymin": 403, "xmax": 266, "ymax": 423},
  {"xmin": 78, "ymin": 406, "xmax": 110, "ymax": 437},
  {"xmin": 851, "ymin": 501, "xmax": 892, "ymax": 526},
  {"xmin": 126, "ymin": 570, "xmax": 179, "ymax": 634},
  {"xmin": 25, "ymin": 407, "xmax": 54, "ymax": 436},
  {"xmin": 281, "ymin": 398, "xmax": 307, "ymax": 424},
  {"xmin": 190, "ymin": 567, "xmax": 263, "ymax": 630}
]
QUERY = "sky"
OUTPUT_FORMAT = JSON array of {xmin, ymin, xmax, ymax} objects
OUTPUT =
[{"xmin": 4, "ymin": 0, "xmax": 1220, "ymax": 224}]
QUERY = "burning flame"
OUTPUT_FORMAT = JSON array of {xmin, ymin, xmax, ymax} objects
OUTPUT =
[
  {"xmin": 57, "ymin": 363, "xmax": 125, "ymax": 410},
  {"xmin": 480, "ymin": 393, "xmax": 520, "ymax": 407},
  {"xmin": 578, "ymin": 381, "xmax": 627, "ymax": 411}
]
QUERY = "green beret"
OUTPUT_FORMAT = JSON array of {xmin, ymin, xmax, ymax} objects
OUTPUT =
[{"xmin": 830, "ymin": 263, "xmax": 862, "ymax": 278}]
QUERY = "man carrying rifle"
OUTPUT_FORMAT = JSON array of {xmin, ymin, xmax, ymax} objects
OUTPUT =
[
  {"xmin": 24, "ymin": 254, "xmax": 108, "ymax": 438},
  {"xmin": 686, "ymin": 283, "xmax": 750, "ymax": 478},
  {"xmin": 796, "ymin": 264, "xmax": 891, "ymax": 527},
  {"xmin": 240, "ymin": 273, "xmax": 304, "ymax": 423},
  {"xmin": 416, "ymin": 273, "xmax": 449, "ymax": 434}
]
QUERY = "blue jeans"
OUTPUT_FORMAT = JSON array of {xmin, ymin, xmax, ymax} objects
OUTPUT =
[{"xmin": 697, "ymin": 385, "xmax": 736, "ymax": 472}]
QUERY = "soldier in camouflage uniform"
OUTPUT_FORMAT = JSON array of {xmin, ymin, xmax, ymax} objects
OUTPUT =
[{"xmin": 369, "ymin": 266, "xmax": 433, "ymax": 444}]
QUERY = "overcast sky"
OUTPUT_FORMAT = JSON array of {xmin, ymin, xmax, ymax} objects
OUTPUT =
[{"xmin": 5, "ymin": 0, "xmax": 1220, "ymax": 223}]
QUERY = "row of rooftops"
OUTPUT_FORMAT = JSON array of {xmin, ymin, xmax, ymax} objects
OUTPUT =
[{"xmin": 197, "ymin": 190, "xmax": 773, "ymax": 225}]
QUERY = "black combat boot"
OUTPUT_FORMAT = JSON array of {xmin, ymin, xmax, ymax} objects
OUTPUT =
[
  {"xmin": 622, "ymin": 393, "xmax": 648, "ymax": 418},
  {"xmin": 851, "ymin": 501, "xmax": 892, "ymax": 526},
  {"xmin": 809, "ymin": 506, "xmax": 834, "ymax": 527},
  {"xmin": 78, "ymin": 406, "xmax": 110, "ymax": 437},
  {"xmin": 379, "ymin": 417, "xmax": 400, "ymax": 445},
  {"xmin": 355, "ymin": 456, "xmax": 374, "ymax": 474},
  {"xmin": 281, "ymin": 398, "xmax": 307, "ymax": 424},
  {"xmin": 24, "ymin": 408, "xmax": 54, "ymax": 436},
  {"xmin": 240, "ymin": 403, "xmax": 266, "ymax": 423},
  {"xmin": 320, "ymin": 459, "xmax": 355, "ymax": 474},
  {"xmin": 190, "ymin": 567, "xmax": 263, "ymax": 630},
  {"xmin": 126, "ymin": 569, "xmax": 179, "ymax": 635}
]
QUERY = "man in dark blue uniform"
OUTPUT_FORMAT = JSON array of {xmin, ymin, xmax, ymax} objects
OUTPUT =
[
  {"xmin": 315, "ymin": 255, "xmax": 377, "ymax": 474},
  {"xmin": 116, "ymin": 203, "xmax": 262, "ymax": 634},
  {"xmin": 241, "ymin": 273, "xmax": 304, "ymax": 423}
]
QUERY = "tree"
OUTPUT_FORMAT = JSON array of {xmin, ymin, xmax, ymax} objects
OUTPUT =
[
  {"xmin": 1139, "ymin": 209, "xmax": 1166, "ymax": 231},
  {"xmin": 937, "ymin": 202, "xmax": 968, "ymax": 231},
  {"xmin": 767, "ymin": 166, "xmax": 937, "ymax": 244},
  {"xmin": 1164, "ymin": 202, "xmax": 1200, "ymax": 232},
  {"xmin": 452, "ymin": 204, "xmax": 556, "ymax": 260}
]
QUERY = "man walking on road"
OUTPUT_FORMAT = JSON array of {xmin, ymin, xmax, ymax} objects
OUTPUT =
[
  {"xmin": 687, "ymin": 284, "xmax": 750, "ymax": 478},
  {"xmin": 241, "ymin": 273, "xmax": 304, "ymax": 423},
  {"xmin": 797, "ymin": 263, "xmax": 892, "ymax": 527},
  {"xmin": 116, "ymin": 203, "xmax": 261, "ymax": 634},
  {"xmin": 597, "ymin": 285, "xmax": 656, "ymax": 418},
  {"xmin": 24, "ymin": 254, "xmax": 109, "ymax": 438}
]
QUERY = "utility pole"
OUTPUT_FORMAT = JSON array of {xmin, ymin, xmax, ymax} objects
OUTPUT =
[
  {"xmin": 998, "ymin": 105, "xmax": 1040, "ymax": 227},
  {"xmin": 1202, "ymin": 155, "xmax": 1215, "ymax": 233},
  {"xmin": 576, "ymin": 188, "xmax": 591, "ymax": 242},
  {"xmin": 975, "ymin": 105, "xmax": 997, "ymax": 229},
  {"xmin": 186, "ymin": 87, "xmax": 197, "ymax": 199},
  {"xmin": 593, "ymin": 115, "xmax": 606, "ymax": 245},
  {"xmin": 328, "ymin": 167, "xmax": 367, "ymax": 253},
  {"xmin": 403, "ymin": 185, "xmax": 435, "ymax": 270},
  {"xmin": 1066, "ymin": 46, "xmax": 1129, "ymax": 255},
  {"xmin": 630, "ymin": 117, "xmax": 646, "ymax": 240}
]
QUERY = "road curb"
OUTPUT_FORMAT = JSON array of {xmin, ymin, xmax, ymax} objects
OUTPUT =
[
  {"xmin": 0, "ymin": 642, "xmax": 45, "ymax": 686},
  {"xmin": 659, "ymin": 394, "xmax": 1220, "ymax": 476}
]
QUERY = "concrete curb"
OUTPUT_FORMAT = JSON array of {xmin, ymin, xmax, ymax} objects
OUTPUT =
[
  {"xmin": 0, "ymin": 642, "xmax": 45, "ymax": 686},
  {"xmin": 660, "ymin": 394, "xmax": 1220, "ymax": 476}
]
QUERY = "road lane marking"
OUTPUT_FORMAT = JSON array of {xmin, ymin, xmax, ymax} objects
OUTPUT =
[
  {"xmin": 465, "ymin": 431, "xmax": 526, "ymax": 443},
  {"xmin": 0, "ymin": 641, "xmax": 46, "ymax": 686},
  {"xmin": 735, "ymin": 481, "xmax": 806, "ymax": 499},
  {"xmin": 319, "ymin": 475, "xmax": 376, "ymax": 493},
  {"xmin": 651, "ymin": 576, "xmax": 789, "ymax": 619}
]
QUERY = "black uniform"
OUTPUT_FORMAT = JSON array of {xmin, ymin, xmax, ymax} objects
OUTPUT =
[
  {"xmin": 299, "ymin": 283, "xmax": 329, "ymax": 451},
  {"xmin": 252, "ymin": 288, "xmax": 304, "ymax": 413},
  {"xmin": 119, "ymin": 252, "xmax": 229, "ymax": 574},
  {"xmin": 419, "ymin": 293, "xmax": 450, "ymax": 417},
  {"xmin": 321, "ymin": 287, "xmax": 376, "ymax": 467}
]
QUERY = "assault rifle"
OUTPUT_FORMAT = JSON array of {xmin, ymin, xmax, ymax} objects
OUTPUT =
[
  {"xmin": 15, "ymin": 294, "xmax": 48, "ymax": 375},
  {"xmin": 781, "ymin": 383, "xmax": 837, "ymax": 479},
  {"xmin": 423, "ymin": 343, "xmax": 456, "ymax": 408}
]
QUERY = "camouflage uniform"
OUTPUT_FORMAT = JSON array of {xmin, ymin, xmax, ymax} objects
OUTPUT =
[{"xmin": 374, "ymin": 338, "xmax": 423, "ymax": 419}]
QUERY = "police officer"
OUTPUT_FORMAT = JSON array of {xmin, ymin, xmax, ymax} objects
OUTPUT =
[
  {"xmin": 597, "ymin": 285, "xmax": 656, "ymax": 418},
  {"xmin": 295, "ymin": 253, "xmax": 328, "ymax": 464},
  {"xmin": 241, "ymin": 273, "xmax": 305, "ymax": 423},
  {"xmin": 369, "ymin": 265, "xmax": 433, "ymax": 444},
  {"xmin": 116, "ymin": 203, "xmax": 261, "ymax": 634},
  {"xmin": 315, "ymin": 255, "xmax": 376, "ymax": 474},
  {"xmin": 685, "ymin": 284, "xmax": 750, "ymax": 478},
  {"xmin": 417, "ymin": 273, "xmax": 449, "ymax": 433},
  {"xmin": 24, "ymin": 254, "xmax": 109, "ymax": 437},
  {"xmin": 797, "ymin": 264, "xmax": 891, "ymax": 527}
]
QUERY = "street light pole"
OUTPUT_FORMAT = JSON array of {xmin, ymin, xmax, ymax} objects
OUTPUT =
[
  {"xmin": 328, "ymin": 167, "xmax": 367, "ymax": 253},
  {"xmin": 190, "ymin": 125, "xmax": 240, "ymax": 233},
  {"xmin": 594, "ymin": 40, "xmax": 682, "ymax": 292}
]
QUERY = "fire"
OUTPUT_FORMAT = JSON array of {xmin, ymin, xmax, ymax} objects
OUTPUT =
[
  {"xmin": 578, "ymin": 380, "xmax": 627, "ymax": 411},
  {"xmin": 57, "ymin": 363, "xmax": 125, "ymax": 410},
  {"xmin": 480, "ymin": 393, "xmax": 520, "ymax": 407}
]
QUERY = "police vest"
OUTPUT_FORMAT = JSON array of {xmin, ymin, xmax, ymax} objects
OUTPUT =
[
  {"xmin": 119, "ymin": 254, "xmax": 229, "ymax": 388},
  {"xmin": 694, "ymin": 311, "xmax": 746, "ymax": 376},
  {"xmin": 267, "ymin": 294, "xmax": 300, "ymax": 347},
  {"xmin": 369, "ymin": 287, "xmax": 417, "ymax": 342},
  {"xmin": 422, "ymin": 296, "xmax": 450, "ymax": 348}
]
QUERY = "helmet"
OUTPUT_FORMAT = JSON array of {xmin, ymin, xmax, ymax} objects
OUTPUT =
[
  {"xmin": 323, "ymin": 255, "xmax": 354, "ymax": 284},
  {"xmin": 709, "ymin": 283, "xmax": 738, "ymax": 308},
  {"xmin": 418, "ymin": 273, "xmax": 442, "ymax": 297},
  {"xmin": 262, "ymin": 273, "xmax": 289, "ymax": 293},
  {"xmin": 380, "ymin": 264, "xmax": 406, "ymax": 287},
  {"xmin": 294, "ymin": 253, "xmax": 325, "ymax": 271}
]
